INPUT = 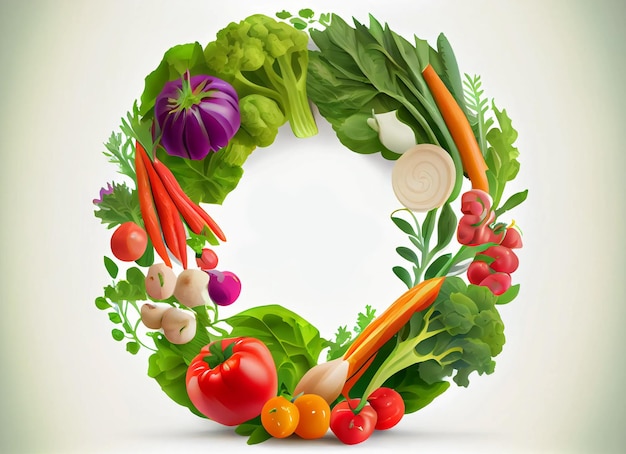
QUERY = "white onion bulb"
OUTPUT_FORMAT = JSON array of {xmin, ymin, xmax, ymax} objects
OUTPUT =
[{"xmin": 391, "ymin": 144, "xmax": 456, "ymax": 212}]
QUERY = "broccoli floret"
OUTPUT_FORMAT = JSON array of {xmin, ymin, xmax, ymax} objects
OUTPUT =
[
  {"xmin": 205, "ymin": 14, "xmax": 318, "ymax": 138},
  {"xmin": 238, "ymin": 94, "xmax": 286, "ymax": 147},
  {"xmin": 357, "ymin": 277, "xmax": 506, "ymax": 403}
]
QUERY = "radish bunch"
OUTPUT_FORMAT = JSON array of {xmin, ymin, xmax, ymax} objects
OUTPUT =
[{"xmin": 457, "ymin": 189, "xmax": 522, "ymax": 295}]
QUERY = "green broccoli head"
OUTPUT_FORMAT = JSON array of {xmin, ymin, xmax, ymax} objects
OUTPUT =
[
  {"xmin": 205, "ymin": 14, "xmax": 317, "ymax": 138},
  {"xmin": 416, "ymin": 277, "xmax": 506, "ymax": 387},
  {"xmin": 239, "ymin": 94, "xmax": 286, "ymax": 147}
]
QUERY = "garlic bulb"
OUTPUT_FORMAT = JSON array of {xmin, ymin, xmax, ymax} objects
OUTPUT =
[
  {"xmin": 366, "ymin": 110, "xmax": 416, "ymax": 154},
  {"xmin": 391, "ymin": 144, "xmax": 456, "ymax": 212}
]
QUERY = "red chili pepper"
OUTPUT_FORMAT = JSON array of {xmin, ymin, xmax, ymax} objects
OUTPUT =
[
  {"xmin": 152, "ymin": 158, "xmax": 227, "ymax": 242},
  {"xmin": 135, "ymin": 142, "xmax": 172, "ymax": 267},
  {"xmin": 137, "ymin": 144, "xmax": 188, "ymax": 269}
]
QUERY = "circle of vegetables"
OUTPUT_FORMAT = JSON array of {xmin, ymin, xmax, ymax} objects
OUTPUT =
[{"xmin": 93, "ymin": 9, "xmax": 527, "ymax": 445}]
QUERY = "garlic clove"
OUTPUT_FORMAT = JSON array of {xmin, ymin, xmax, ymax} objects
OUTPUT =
[{"xmin": 294, "ymin": 358, "xmax": 349, "ymax": 404}]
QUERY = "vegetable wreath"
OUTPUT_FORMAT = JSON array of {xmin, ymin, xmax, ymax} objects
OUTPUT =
[{"xmin": 92, "ymin": 10, "xmax": 527, "ymax": 446}]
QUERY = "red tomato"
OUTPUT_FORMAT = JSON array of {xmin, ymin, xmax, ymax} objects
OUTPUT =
[
  {"xmin": 479, "ymin": 272, "xmax": 512, "ymax": 296},
  {"xmin": 186, "ymin": 337, "xmax": 277, "ymax": 426},
  {"xmin": 110, "ymin": 222, "xmax": 148, "ymax": 261},
  {"xmin": 367, "ymin": 387, "xmax": 405, "ymax": 430},
  {"xmin": 330, "ymin": 399, "xmax": 377, "ymax": 445},
  {"xmin": 483, "ymin": 245, "xmax": 519, "ymax": 273},
  {"xmin": 467, "ymin": 260, "xmax": 492, "ymax": 285}
]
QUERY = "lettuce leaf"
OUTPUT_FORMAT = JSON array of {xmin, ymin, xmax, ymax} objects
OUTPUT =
[{"xmin": 225, "ymin": 304, "xmax": 329, "ymax": 395}]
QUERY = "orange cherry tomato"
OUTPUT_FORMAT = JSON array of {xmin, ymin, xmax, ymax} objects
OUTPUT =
[
  {"xmin": 110, "ymin": 222, "xmax": 148, "ymax": 262},
  {"xmin": 293, "ymin": 394, "xmax": 331, "ymax": 439},
  {"xmin": 261, "ymin": 396, "xmax": 299, "ymax": 439}
]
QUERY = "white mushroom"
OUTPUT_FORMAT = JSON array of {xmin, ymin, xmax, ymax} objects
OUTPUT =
[
  {"xmin": 145, "ymin": 263, "xmax": 177, "ymax": 300},
  {"xmin": 161, "ymin": 307, "xmax": 197, "ymax": 344},
  {"xmin": 140, "ymin": 302, "xmax": 171, "ymax": 330},
  {"xmin": 173, "ymin": 269, "xmax": 211, "ymax": 308}
]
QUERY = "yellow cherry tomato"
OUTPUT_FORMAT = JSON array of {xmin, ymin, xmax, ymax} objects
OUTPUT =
[
  {"xmin": 294, "ymin": 394, "xmax": 331, "ymax": 439},
  {"xmin": 261, "ymin": 396, "xmax": 300, "ymax": 439}
]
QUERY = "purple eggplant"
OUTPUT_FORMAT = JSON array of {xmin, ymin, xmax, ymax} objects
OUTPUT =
[{"xmin": 154, "ymin": 73, "xmax": 241, "ymax": 160}]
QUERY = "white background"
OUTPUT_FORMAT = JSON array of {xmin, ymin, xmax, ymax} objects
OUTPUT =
[{"xmin": 1, "ymin": 0, "xmax": 624, "ymax": 453}]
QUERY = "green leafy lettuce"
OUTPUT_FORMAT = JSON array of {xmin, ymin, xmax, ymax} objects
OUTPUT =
[{"xmin": 225, "ymin": 305, "xmax": 329, "ymax": 395}]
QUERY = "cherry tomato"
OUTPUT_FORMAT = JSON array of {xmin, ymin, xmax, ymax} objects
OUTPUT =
[
  {"xmin": 110, "ymin": 222, "xmax": 148, "ymax": 262},
  {"xmin": 479, "ymin": 272, "xmax": 512, "ymax": 295},
  {"xmin": 293, "ymin": 394, "xmax": 331, "ymax": 439},
  {"xmin": 483, "ymin": 245, "xmax": 519, "ymax": 273},
  {"xmin": 261, "ymin": 396, "xmax": 300, "ymax": 438},
  {"xmin": 330, "ymin": 399, "xmax": 377, "ymax": 445},
  {"xmin": 467, "ymin": 260, "xmax": 492, "ymax": 285},
  {"xmin": 367, "ymin": 387, "xmax": 405, "ymax": 430}
]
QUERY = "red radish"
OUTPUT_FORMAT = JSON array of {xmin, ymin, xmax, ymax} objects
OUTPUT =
[
  {"xmin": 196, "ymin": 248, "xmax": 219, "ymax": 270},
  {"xmin": 467, "ymin": 260, "xmax": 492, "ymax": 285},
  {"xmin": 207, "ymin": 270, "xmax": 242, "ymax": 306},
  {"xmin": 461, "ymin": 189, "xmax": 492, "ymax": 217},
  {"xmin": 479, "ymin": 272, "xmax": 511, "ymax": 295},
  {"xmin": 483, "ymin": 245, "xmax": 519, "ymax": 274},
  {"xmin": 501, "ymin": 227, "xmax": 523, "ymax": 249}
]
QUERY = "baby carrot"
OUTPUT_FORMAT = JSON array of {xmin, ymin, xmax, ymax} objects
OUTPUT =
[
  {"xmin": 422, "ymin": 64, "xmax": 489, "ymax": 193},
  {"xmin": 135, "ymin": 142, "xmax": 172, "ymax": 267}
]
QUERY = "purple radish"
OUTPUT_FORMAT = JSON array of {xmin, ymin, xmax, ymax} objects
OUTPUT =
[{"xmin": 207, "ymin": 270, "xmax": 241, "ymax": 306}]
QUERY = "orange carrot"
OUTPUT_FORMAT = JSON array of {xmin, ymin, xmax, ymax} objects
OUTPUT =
[
  {"xmin": 422, "ymin": 64, "xmax": 489, "ymax": 193},
  {"xmin": 135, "ymin": 143, "xmax": 172, "ymax": 267},
  {"xmin": 341, "ymin": 277, "xmax": 445, "ymax": 396}
]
